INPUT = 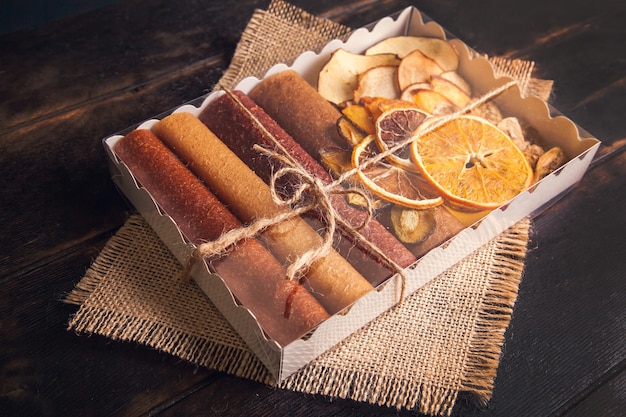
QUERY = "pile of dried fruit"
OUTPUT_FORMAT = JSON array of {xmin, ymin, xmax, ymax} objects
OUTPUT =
[{"xmin": 316, "ymin": 36, "xmax": 567, "ymax": 242}]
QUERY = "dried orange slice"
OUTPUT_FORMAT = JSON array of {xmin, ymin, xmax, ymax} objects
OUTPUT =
[
  {"xmin": 409, "ymin": 115, "xmax": 534, "ymax": 211},
  {"xmin": 374, "ymin": 106, "xmax": 429, "ymax": 172},
  {"xmin": 352, "ymin": 135, "xmax": 443, "ymax": 209}
]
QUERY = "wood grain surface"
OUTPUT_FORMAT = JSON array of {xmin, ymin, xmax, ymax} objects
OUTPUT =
[{"xmin": 1, "ymin": 0, "xmax": 624, "ymax": 416}]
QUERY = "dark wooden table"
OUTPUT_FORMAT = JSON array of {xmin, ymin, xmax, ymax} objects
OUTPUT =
[{"xmin": 1, "ymin": 0, "xmax": 624, "ymax": 415}]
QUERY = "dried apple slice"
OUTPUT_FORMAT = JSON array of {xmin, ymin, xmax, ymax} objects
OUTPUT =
[
  {"xmin": 397, "ymin": 49, "xmax": 444, "ymax": 91},
  {"xmin": 353, "ymin": 65, "xmax": 401, "ymax": 103},
  {"xmin": 365, "ymin": 36, "xmax": 459, "ymax": 72},
  {"xmin": 318, "ymin": 49, "xmax": 401, "ymax": 104},
  {"xmin": 376, "ymin": 98, "xmax": 426, "ymax": 114},
  {"xmin": 402, "ymin": 88, "xmax": 455, "ymax": 114},
  {"xmin": 430, "ymin": 75, "xmax": 471, "ymax": 108},
  {"xmin": 400, "ymin": 82, "xmax": 432, "ymax": 102},
  {"xmin": 439, "ymin": 71, "xmax": 472, "ymax": 96}
]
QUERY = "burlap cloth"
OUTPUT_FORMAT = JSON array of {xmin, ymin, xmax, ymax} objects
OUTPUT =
[{"xmin": 66, "ymin": 1, "xmax": 552, "ymax": 415}]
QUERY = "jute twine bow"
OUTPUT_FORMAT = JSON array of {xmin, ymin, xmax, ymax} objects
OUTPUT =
[{"xmin": 184, "ymin": 80, "xmax": 519, "ymax": 303}]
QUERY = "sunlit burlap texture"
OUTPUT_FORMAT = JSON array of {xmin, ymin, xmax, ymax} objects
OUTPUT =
[{"xmin": 66, "ymin": 1, "xmax": 548, "ymax": 415}]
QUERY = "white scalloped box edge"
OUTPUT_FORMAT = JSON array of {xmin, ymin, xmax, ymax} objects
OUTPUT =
[{"xmin": 103, "ymin": 6, "xmax": 600, "ymax": 383}]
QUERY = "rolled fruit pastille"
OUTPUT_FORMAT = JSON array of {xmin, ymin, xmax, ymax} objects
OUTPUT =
[
  {"xmin": 249, "ymin": 69, "xmax": 466, "ymax": 258},
  {"xmin": 152, "ymin": 112, "xmax": 374, "ymax": 314},
  {"xmin": 198, "ymin": 90, "xmax": 417, "ymax": 285},
  {"xmin": 248, "ymin": 69, "xmax": 346, "ymax": 162},
  {"xmin": 113, "ymin": 129, "xmax": 329, "ymax": 346}
]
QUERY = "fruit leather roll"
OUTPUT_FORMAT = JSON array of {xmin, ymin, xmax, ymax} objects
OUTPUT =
[
  {"xmin": 249, "ymin": 69, "xmax": 465, "ymax": 258},
  {"xmin": 113, "ymin": 129, "xmax": 330, "ymax": 346},
  {"xmin": 152, "ymin": 112, "xmax": 373, "ymax": 314},
  {"xmin": 248, "ymin": 69, "xmax": 346, "ymax": 162},
  {"xmin": 197, "ymin": 90, "xmax": 417, "ymax": 280}
]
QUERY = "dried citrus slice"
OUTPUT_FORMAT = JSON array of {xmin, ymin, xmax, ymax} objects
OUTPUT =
[
  {"xmin": 374, "ymin": 106, "xmax": 429, "ymax": 172},
  {"xmin": 352, "ymin": 135, "xmax": 443, "ymax": 209},
  {"xmin": 409, "ymin": 115, "xmax": 534, "ymax": 211}
]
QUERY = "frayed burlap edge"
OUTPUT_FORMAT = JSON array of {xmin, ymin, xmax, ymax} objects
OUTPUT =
[
  {"xmin": 487, "ymin": 56, "xmax": 554, "ymax": 101},
  {"xmin": 70, "ymin": 305, "xmax": 272, "ymax": 383},
  {"xmin": 459, "ymin": 220, "xmax": 531, "ymax": 406}
]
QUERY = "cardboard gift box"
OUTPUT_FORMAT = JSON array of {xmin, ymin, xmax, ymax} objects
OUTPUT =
[{"xmin": 103, "ymin": 6, "xmax": 599, "ymax": 382}]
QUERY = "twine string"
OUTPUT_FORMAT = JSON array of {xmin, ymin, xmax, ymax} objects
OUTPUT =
[
  {"xmin": 185, "ymin": 80, "xmax": 518, "ymax": 301},
  {"xmin": 269, "ymin": 163, "xmax": 337, "ymax": 281}
]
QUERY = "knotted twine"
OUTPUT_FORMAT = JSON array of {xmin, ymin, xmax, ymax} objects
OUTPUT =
[{"xmin": 185, "ymin": 80, "xmax": 519, "ymax": 303}]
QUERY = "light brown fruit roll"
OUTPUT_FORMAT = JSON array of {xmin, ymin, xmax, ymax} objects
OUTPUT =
[
  {"xmin": 197, "ymin": 90, "xmax": 417, "ymax": 282},
  {"xmin": 152, "ymin": 112, "xmax": 374, "ymax": 314},
  {"xmin": 113, "ymin": 129, "xmax": 330, "ymax": 346},
  {"xmin": 248, "ymin": 69, "xmax": 348, "ymax": 162}
]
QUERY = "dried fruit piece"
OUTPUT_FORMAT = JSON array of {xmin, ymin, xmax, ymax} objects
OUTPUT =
[
  {"xmin": 439, "ymin": 71, "xmax": 472, "ymax": 96},
  {"xmin": 402, "ymin": 88, "xmax": 455, "ymax": 114},
  {"xmin": 360, "ymin": 96, "xmax": 391, "ymax": 121},
  {"xmin": 497, "ymin": 117, "xmax": 527, "ymax": 150},
  {"xmin": 365, "ymin": 36, "xmax": 459, "ymax": 72},
  {"xmin": 410, "ymin": 115, "xmax": 534, "ymax": 211},
  {"xmin": 444, "ymin": 205, "xmax": 492, "ymax": 228},
  {"xmin": 375, "ymin": 106, "xmax": 429, "ymax": 171},
  {"xmin": 390, "ymin": 205, "xmax": 436, "ymax": 244},
  {"xmin": 354, "ymin": 65, "xmax": 401, "ymax": 103},
  {"xmin": 339, "ymin": 106, "xmax": 374, "ymax": 137},
  {"xmin": 318, "ymin": 147, "xmax": 386, "ymax": 210},
  {"xmin": 397, "ymin": 49, "xmax": 444, "ymax": 91},
  {"xmin": 497, "ymin": 117, "xmax": 548, "ymax": 169},
  {"xmin": 430, "ymin": 75, "xmax": 471, "ymax": 108},
  {"xmin": 318, "ymin": 49, "xmax": 401, "ymax": 105},
  {"xmin": 362, "ymin": 97, "xmax": 421, "ymax": 119},
  {"xmin": 468, "ymin": 100, "xmax": 503, "ymax": 125},
  {"xmin": 352, "ymin": 135, "xmax": 443, "ymax": 209},
  {"xmin": 525, "ymin": 144, "xmax": 546, "ymax": 169},
  {"xmin": 399, "ymin": 82, "xmax": 432, "ymax": 101},
  {"xmin": 535, "ymin": 146, "xmax": 566, "ymax": 180},
  {"xmin": 346, "ymin": 191, "xmax": 386, "ymax": 210},
  {"xmin": 319, "ymin": 147, "xmax": 353, "ymax": 177}
]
